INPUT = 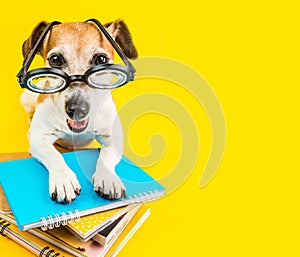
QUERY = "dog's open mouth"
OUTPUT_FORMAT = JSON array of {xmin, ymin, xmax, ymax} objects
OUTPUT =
[{"xmin": 67, "ymin": 118, "xmax": 89, "ymax": 133}]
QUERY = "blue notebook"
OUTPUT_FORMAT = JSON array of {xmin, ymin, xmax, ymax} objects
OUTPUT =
[{"xmin": 0, "ymin": 149, "xmax": 165, "ymax": 231}]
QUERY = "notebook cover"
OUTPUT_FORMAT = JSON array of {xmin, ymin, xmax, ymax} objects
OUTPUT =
[
  {"xmin": 46, "ymin": 225, "xmax": 94, "ymax": 251},
  {"xmin": 0, "ymin": 204, "xmax": 149, "ymax": 257},
  {"xmin": 0, "ymin": 149, "xmax": 165, "ymax": 231},
  {"xmin": 107, "ymin": 205, "xmax": 151, "ymax": 257},
  {"xmin": 0, "ymin": 218, "xmax": 79, "ymax": 257},
  {"xmin": 94, "ymin": 204, "xmax": 141, "ymax": 246},
  {"xmin": 1, "ymin": 212, "xmax": 90, "ymax": 255},
  {"xmin": 66, "ymin": 205, "xmax": 130, "ymax": 241},
  {"xmin": 84, "ymin": 204, "xmax": 142, "ymax": 257}
]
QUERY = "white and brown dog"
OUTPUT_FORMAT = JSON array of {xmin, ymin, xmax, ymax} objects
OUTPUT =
[{"xmin": 19, "ymin": 19, "xmax": 137, "ymax": 203}]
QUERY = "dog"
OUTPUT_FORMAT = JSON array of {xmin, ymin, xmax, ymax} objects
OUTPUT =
[{"xmin": 19, "ymin": 19, "xmax": 138, "ymax": 203}]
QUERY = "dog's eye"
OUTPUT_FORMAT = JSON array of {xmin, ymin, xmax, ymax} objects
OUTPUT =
[
  {"xmin": 48, "ymin": 54, "xmax": 65, "ymax": 68},
  {"xmin": 93, "ymin": 54, "xmax": 109, "ymax": 65}
]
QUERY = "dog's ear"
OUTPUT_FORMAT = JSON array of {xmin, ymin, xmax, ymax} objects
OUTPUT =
[
  {"xmin": 104, "ymin": 19, "xmax": 138, "ymax": 60},
  {"xmin": 22, "ymin": 21, "xmax": 48, "ymax": 60}
]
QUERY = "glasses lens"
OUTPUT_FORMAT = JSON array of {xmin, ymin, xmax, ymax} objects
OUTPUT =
[
  {"xmin": 87, "ymin": 68, "xmax": 128, "ymax": 89},
  {"xmin": 27, "ymin": 74, "xmax": 66, "ymax": 93}
]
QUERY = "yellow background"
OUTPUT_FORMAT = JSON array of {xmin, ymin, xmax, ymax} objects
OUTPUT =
[{"xmin": 0, "ymin": 0, "xmax": 299, "ymax": 256}]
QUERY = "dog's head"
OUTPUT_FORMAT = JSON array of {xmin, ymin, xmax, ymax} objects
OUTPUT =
[{"xmin": 22, "ymin": 20, "xmax": 137, "ymax": 133}]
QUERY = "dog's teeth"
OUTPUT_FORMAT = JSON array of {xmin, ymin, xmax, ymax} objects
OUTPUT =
[{"xmin": 68, "ymin": 119, "xmax": 88, "ymax": 129}]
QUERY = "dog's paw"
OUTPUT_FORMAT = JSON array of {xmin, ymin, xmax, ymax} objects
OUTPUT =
[
  {"xmin": 92, "ymin": 170, "xmax": 126, "ymax": 199},
  {"xmin": 49, "ymin": 168, "xmax": 81, "ymax": 204}
]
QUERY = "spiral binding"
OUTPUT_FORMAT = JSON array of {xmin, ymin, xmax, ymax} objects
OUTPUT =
[
  {"xmin": 0, "ymin": 218, "xmax": 10, "ymax": 237},
  {"xmin": 40, "ymin": 208, "xmax": 81, "ymax": 231},
  {"xmin": 38, "ymin": 190, "xmax": 162, "ymax": 231},
  {"xmin": 125, "ymin": 189, "xmax": 163, "ymax": 203},
  {"xmin": 39, "ymin": 246, "xmax": 61, "ymax": 257}
]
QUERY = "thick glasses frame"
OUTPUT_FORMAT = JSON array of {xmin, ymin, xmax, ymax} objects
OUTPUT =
[{"xmin": 17, "ymin": 19, "xmax": 136, "ymax": 93}]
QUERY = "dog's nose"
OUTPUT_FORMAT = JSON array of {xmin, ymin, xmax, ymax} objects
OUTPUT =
[{"xmin": 66, "ymin": 100, "xmax": 90, "ymax": 120}]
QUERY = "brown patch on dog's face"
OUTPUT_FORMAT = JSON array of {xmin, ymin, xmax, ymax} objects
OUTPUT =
[
  {"xmin": 37, "ymin": 93, "xmax": 54, "ymax": 104},
  {"xmin": 43, "ymin": 22, "xmax": 114, "ymax": 75}
]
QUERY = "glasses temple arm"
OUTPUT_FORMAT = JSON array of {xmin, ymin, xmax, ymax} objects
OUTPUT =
[
  {"xmin": 17, "ymin": 21, "xmax": 61, "ymax": 81},
  {"xmin": 86, "ymin": 19, "xmax": 135, "ymax": 75}
]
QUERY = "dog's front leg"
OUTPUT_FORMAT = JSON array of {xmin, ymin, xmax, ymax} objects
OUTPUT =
[
  {"xmin": 93, "ymin": 123, "xmax": 125, "ymax": 199},
  {"xmin": 29, "ymin": 134, "xmax": 81, "ymax": 203}
]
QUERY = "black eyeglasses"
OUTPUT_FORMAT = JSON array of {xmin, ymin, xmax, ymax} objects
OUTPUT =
[{"xmin": 17, "ymin": 19, "xmax": 136, "ymax": 94}]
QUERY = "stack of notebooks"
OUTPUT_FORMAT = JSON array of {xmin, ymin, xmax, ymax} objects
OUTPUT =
[{"xmin": 0, "ymin": 149, "xmax": 165, "ymax": 257}]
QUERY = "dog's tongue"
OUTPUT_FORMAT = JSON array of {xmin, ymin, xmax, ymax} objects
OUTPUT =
[{"xmin": 68, "ymin": 119, "xmax": 88, "ymax": 129}]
